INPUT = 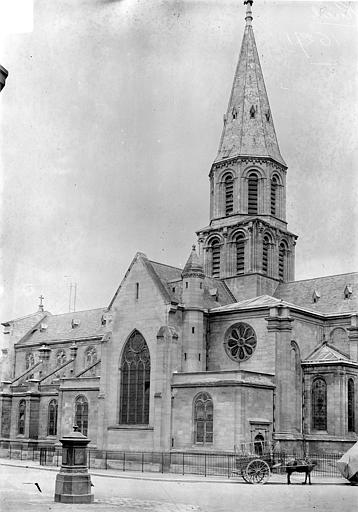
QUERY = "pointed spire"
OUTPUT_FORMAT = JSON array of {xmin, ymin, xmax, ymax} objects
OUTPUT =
[
  {"xmin": 182, "ymin": 245, "xmax": 204, "ymax": 278},
  {"xmin": 216, "ymin": 1, "xmax": 286, "ymax": 166}
]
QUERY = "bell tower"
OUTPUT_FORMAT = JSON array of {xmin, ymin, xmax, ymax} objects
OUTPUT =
[{"xmin": 197, "ymin": 1, "xmax": 297, "ymax": 300}]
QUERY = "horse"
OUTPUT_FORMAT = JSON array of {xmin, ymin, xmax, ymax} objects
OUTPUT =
[{"xmin": 285, "ymin": 458, "xmax": 317, "ymax": 485}]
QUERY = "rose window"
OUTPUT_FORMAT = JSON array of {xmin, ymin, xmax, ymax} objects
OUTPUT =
[{"xmin": 224, "ymin": 323, "xmax": 257, "ymax": 362}]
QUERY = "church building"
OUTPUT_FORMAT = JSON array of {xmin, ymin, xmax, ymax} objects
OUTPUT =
[{"xmin": 0, "ymin": 1, "xmax": 357, "ymax": 455}]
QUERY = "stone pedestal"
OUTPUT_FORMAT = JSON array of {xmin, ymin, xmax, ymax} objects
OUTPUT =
[{"xmin": 54, "ymin": 426, "xmax": 93, "ymax": 504}]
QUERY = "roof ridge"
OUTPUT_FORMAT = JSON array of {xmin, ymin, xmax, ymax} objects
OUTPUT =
[
  {"xmin": 47, "ymin": 307, "xmax": 106, "ymax": 318},
  {"xmin": 148, "ymin": 260, "xmax": 182, "ymax": 271},
  {"xmin": 281, "ymin": 272, "xmax": 358, "ymax": 285}
]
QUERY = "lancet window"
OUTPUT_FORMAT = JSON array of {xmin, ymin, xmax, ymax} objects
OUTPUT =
[
  {"xmin": 211, "ymin": 239, "xmax": 221, "ymax": 277},
  {"xmin": 348, "ymin": 379, "xmax": 355, "ymax": 432},
  {"xmin": 224, "ymin": 174, "xmax": 234, "ymax": 215},
  {"xmin": 279, "ymin": 242, "xmax": 287, "ymax": 281},
  {"xmin": 248, "ymin": 173, "xmax": 258, "ymax": 215},
  {"xmin": 312, "ymin": 377, "xmax": 327, "ymax": 431},
  {"xmin": 262, "ymin": 235, "xmax": 270, "ymax": 275},
  {"xmin": 271, "ymin": 175, "xmax": 279, "ymax": 215},
  {"xmin": 47, "ymin": 399, "xmax": 58, "ymax": 436},
  {"xmin": 75, "ymin": 395, "xmax": 88, "ymax": 436},
  {"xmin": 194, "ymin": 392, "xmax": 213, "ymax": 444},
  {"xmin": 18, "ymin": 400, "xmax": 26, "ymax": 435},
  {"xmin": 119, "ymin": 331, "xmax": 150, "ymax": 425},
  {"xmin": 236, "ymin": 233, "xmax": 245, "ymax": 274},
  {"xmin": 25, "ymin": 352, "xmax": 35, "ymax": 369}
]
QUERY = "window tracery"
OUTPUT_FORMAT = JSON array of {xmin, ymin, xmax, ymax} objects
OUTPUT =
[
  {"xmin": 47, "ymin": 399, "xmax": 58, "ymax": 436},
  {"xmin": 75, "ymin": 395, "xmax": 88, "ymax": 436},
  {"xmin": 194, "ymin": 392, "xmax": 213, "ymax": 444},
  {"xmin": 312, "ymin": 377, "xmax": 327, "ymax": 430},
  {"xmin": 56, "ymin": 349, "xmax": 67, "ymax": 367},
  {"xmin": 119, "ymin": 331, "xmax": 150, "ymax": 425},
  {"xmin": 224, "ymin": 323, "xmax": 257, "ymax": 362}
]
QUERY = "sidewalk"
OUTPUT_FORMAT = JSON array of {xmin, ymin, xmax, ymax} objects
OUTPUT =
[{"xmin": 0, "ymin": 457, "xmax": 346, "ymax": 485}]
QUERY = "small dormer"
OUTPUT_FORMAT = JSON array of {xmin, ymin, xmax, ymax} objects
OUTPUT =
[
  {"xmin": 344, "ymin": 284, "xmax": 353, "ymax": 299},
  {"xmin": 71, "ymin": 318, "xmax": 80, "ymax": 328},
  {"xmin": 312, "ymin": 290, "xmax": 320, "ymax": 303},
  {"xmin": 209, "ymin": 288, "xmax": 218, "ymax": 301},
  {"xmin": 101, "ymin": 312, "xmax": 113, "ymax": 326},
  {"xmin": 3, "ymin": 323, "xmax": 11, "ymax": 335},
  {"xmin": 40, "ymin": 322, "xmax": 48, "ymax": 332}
]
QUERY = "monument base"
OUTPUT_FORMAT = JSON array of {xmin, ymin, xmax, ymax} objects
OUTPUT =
[{"xmin": 54, "ymin": 471, "xmax": 93, "ymax": 504}]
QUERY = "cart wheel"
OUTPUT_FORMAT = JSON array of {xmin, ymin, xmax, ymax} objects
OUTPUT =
[
  {"xmin": 244, "ymin": 459, "xmax": 270, "ymax": 484},
  {"xmin": 241, "ymin": 467, "xmax": 250, "ymax": 484}
]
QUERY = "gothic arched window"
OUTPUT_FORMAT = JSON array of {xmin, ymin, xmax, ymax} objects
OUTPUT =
[
  {"xmin": 348, "ymin": 378, "xmax": 355, "ymax": 432},
  {"xmin": 224, "ymin": 174, "xmax": 234, "ymax": 215},
  {"xmin": 25, "ymin": 352, "xmax": 35, "ymax": 369},
  {"xmin": 85, "ymin": 346, "xmax": 97, "ymax": 367},
  {"xmin": 211, "ymin": 239, "xmax": 221, "ymax": 278},
  {"xmin": 271, "ymin": 175, "xmax": 279, "ymax": 215},
  {"xmin": 75, "ymin": 395, "xmax": 88, "ymax": 436},
  {"xmin": 56, "ymin": 349, "xmax": 67, "ymax": 367},
  {"xmin": 120, "ymin": 331, "xmax": 150, "ymax": 425},
  {"xmin": 47, "ymin": 399, "xmax": 58, "ymax": 436},
  {"xmin": 312, "ymin": 377, "xmax": 327, "ymax": 431},
  {"xmin": 248, "ymin": 173, "xmax": 258, "ymax": 215},
  {"xmin": 194, "ymin": 392, "xmax": 213, "ymax": 444},
  {"xmin": 18, "ymin": 400, "xmax": 26, "ymax": 435},
  {"xmin": 262, "ymin": 236, "xmax": 270, "ymax": 275},
  {"xmin": 279, "ymin": 241, "xmax": 287, "ymax": 281},
  {"xmin": 236, "ymin": 233, "xmax": 245, "ymax": 274}
]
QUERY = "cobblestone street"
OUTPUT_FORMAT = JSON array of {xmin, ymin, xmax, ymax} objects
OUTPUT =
[{"xmin": 0, "ymin": 460, "xmax": 357, "ymax": 512}]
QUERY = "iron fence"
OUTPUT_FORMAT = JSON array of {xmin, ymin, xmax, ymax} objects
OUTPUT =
[{"xmin": 0, "ymin": 442, "xmax": 345, "ymax": 479}]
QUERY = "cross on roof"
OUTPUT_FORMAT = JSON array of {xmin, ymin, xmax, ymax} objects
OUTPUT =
[{"xmin": 38, "ymin": 294, "xmax": 44, "ymax": 311}]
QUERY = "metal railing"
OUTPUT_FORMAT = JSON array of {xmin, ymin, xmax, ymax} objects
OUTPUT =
[{"xmin": 0, "ymin": 442, "xmax": 344, "ymax": 479}]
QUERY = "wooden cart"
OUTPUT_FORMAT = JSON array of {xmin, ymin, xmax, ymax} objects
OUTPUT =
[{"xmin": 231, "ymin": 441, "xmax": 279, "ymax": 484}]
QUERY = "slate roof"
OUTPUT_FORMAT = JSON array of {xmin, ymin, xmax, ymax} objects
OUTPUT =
[
  {"xmin": 303, "ymin": 343, "xmax": 353, "ymax": 365},
  {"xmin": 148, "ymin": 259, "xmax": 234, "ymax": 308},
  {"xmin": 17, "ymin": 308, "xmax": 106, "ymax": 345},
  {"xmin": 274, "ymin": 273, "xmax": 358, "ymax": 315},
  {"xmin": 215, "ymin": 2, "xmax": 285, "ymax": 166}
]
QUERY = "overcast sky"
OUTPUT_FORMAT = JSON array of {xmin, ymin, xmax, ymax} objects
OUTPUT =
[{"xmin": 0, "ymin": 0, "xmax": 357, "ymax": 324}]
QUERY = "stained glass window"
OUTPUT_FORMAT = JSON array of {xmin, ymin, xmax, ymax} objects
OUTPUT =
[
  {"xmin": 194, "ymin": 392, "xmax": 213, "ymax": 444},
  {"xmin": 119, "ymin": 331, "xmax": 150, "ymax": 425},
  {"xmin": 312, "ymin": 377, "xmax": 327, "ymax": 430}
]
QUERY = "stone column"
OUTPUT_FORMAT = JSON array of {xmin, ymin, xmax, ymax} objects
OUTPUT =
[
  {"xmin": 348, "ymin": 314, "xmax": 358, "ymax": 362},
  {"xmin": 266, "ymin": 306, "xmax": 294, "ymax": 437},
  {"xmin": 154, "ymin": 326, "xmax": 179, "ymax": 451}
]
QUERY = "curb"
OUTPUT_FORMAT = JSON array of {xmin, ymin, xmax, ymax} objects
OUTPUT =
[{"xmin": 0, "ymin": 460, "xmax": 347, "ymax": 486}]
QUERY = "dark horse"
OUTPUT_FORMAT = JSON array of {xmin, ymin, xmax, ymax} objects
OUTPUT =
[{"xmin": 285, "ymin": 458, "xmax": 317, "ymax": 485}]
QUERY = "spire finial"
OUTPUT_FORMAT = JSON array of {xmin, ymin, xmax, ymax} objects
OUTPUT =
[
  {"xmin": 38, "ymin": 294, "xmax": 44, "ymax": 312},
  {"xmin": 244, "ymin": 0, "xmax": 253, "ymax": 26}
]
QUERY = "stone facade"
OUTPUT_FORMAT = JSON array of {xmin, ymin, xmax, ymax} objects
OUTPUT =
[{"xmin": 0, "ymin": 2, "xmax": 357, "ymax": 456}]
